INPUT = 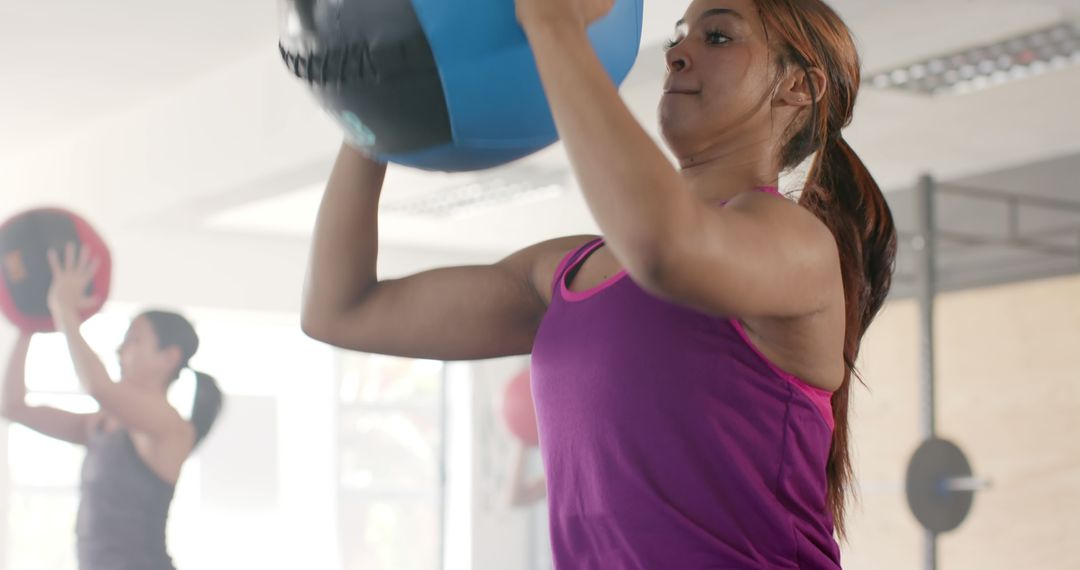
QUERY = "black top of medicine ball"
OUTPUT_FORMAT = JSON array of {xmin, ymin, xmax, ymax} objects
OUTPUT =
[
  {"xmin": 278, "ymin": 0, "xmax": 453, "ymax": 157},
  {"xmin": 279, "ymin": 0, "xmax": 438, "ymax": 84}
]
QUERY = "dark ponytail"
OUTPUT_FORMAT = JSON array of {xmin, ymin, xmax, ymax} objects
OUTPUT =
[
  {"xmin": 800, "ymin": 136, "xmax": 897, "ymax": 538},
  {"xmin": 755, "ymin": 0, "xmax": 898, "ymax": 537},
  {"xmin": 189, "ymin": 370, "xmax": 223, "ymax": 446},
  {"xmin": 140, "ymin": 310, "xmax": 226, "ymax": 447}
]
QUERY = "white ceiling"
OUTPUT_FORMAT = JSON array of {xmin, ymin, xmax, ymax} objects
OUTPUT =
[
  {"xmin": 3, "ymin": 0, "xmax": 1080, "ymax": 261},
  {"xmin": 0, "ymin": 0, "xmax": 275, "ymax": 157}
]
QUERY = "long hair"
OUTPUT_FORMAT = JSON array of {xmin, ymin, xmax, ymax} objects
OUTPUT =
[
  {"xmin": 140, "ymin": 310, "xmax": 224, "ymax": 447},
  {"xmin": 754, "ymin": 0, "xmax": 898, "ymax": 538}
]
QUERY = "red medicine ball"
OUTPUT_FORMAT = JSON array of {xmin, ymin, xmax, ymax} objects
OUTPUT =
[
  {"xmin": 0, "ymin": 208, "xmax": 111, "ymax": 332},
  {"xmin": 501, "ymin": 368, "xmax": 539, "ymax": 447}
]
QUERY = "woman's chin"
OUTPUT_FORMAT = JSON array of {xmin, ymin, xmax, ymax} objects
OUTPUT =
[{"xmin": 658, "ymin": 122, "xmax": 693, "ymax": 158}]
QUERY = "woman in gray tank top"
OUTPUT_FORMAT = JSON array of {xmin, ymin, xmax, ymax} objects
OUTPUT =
[{"xmin": 0, "ymin": 243, "xmax": 224, "ymax": 570}]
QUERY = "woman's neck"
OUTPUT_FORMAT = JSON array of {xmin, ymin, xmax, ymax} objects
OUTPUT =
[
  {"xmin": 119, "ymin": 377, "xmax": 170, "ymax": 396},
  {"xmin": 677, "ymin": 139, "xmax": 779, "ymax": 204}
]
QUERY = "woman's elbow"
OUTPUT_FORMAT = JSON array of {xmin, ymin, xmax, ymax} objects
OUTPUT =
[
  {"xmin": 300, "ymin": 309, "xmax": 336, "ymax": 344},
  {"xmin": 300, "ymin": 308, "xmax": 370, "ymax": 351},
  {"xmin": 0, "ymin": 400, "xmax": 24, "ymax": 421}
]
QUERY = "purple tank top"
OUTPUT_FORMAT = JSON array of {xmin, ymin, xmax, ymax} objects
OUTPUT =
[{"xmin": 531, "ymin": 192, "xmax": 841, "ymax": 569}]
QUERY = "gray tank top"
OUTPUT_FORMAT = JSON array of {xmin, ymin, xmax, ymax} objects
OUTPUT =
[{"xmin": 76, "ymin": 425, "xmax": 177, "ymax": 570}]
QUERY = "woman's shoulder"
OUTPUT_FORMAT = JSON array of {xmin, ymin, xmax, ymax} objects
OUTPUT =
[
  {"xmin": 729, "ymin": 189, "xmax": 837, "ymax": 249},
  {"xmin": 489, "ymin": 235, "xmax": 598, "ymax": 307}
]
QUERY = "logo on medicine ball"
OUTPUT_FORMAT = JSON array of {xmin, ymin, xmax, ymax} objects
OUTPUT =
[
  {"xmin": 340, "ymin": 111, "xmax": 377, "ymax": 147},
  {"xmin": 3, "ymin": 251, "xmax": 26, "ymax": 283}
]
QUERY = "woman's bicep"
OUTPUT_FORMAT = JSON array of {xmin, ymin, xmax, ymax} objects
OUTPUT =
[{"xmin": 305, "ymin": 235, "xmax": 594, "ymax": 361}]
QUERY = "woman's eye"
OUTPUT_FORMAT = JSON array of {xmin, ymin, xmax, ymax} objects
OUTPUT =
[
  {"xmin": 665, "ymin": 22, "xmax": 689, "ymax": 51},
  {"xmin": 705, "ymin": 30, "xmax": 731, "ymax": 45}
]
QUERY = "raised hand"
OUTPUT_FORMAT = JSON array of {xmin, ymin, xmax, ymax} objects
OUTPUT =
[{"xmin": 46, "ymin": 242, "xmax": 101, "ymax": 324}]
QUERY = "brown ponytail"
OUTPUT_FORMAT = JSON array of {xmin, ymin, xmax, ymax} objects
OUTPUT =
[
  {"xmin": 755, "ymin": 0, "xmax": 899, "ymax": 537},
  {"xmin": 189, "ymin": 370, "xmax": 223, "ymax": 446},
  {"xmin": 801, "ymin": 136, "xmax": 897, "ymax": 538}
]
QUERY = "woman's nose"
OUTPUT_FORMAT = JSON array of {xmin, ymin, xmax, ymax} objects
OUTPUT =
[{"xmin": 666, "ymin": 46, "xmax": 691, "ymax": 73}]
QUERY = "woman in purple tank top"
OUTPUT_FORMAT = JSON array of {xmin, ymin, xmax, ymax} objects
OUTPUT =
[{"xmin": 303, "ymin": 0, "xmax": 896, "ymax": 567}]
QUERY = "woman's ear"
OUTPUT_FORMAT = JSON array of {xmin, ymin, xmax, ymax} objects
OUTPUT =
[{"xmin": 775, "ymin": 66, "xmax": 828, "ymax": 107}]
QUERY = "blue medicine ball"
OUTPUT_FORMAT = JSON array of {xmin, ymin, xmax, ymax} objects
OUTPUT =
[{"xmin": 279, "ymin": 0, "xmax": 643, "ymax": 172}]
